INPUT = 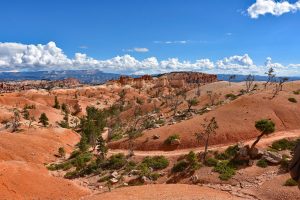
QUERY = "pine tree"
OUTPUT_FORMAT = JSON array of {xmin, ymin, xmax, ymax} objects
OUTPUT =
[
  {"xmin": 39, "ymin": 113, "xmax": 49, "ymax": 127},
  {"xmin": 53, "ymin": 96, "xmax": 60, "ymax": 109},
  {"xmin": 96, "ymin": 136, "xmax": 108, "ymax": 159},
  {"xmin": 78, "ymin": 135, "xmax": 89, "ymax": 152}
]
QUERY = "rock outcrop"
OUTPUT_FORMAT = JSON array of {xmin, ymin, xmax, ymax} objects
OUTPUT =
[{"xmin": 0, "ymin": 78, "xmax": 80, "ymax": 93}]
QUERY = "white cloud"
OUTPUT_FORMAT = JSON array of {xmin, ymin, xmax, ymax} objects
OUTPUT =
[
  {"xmin": 215, "ymin": 54, "xmax": 260, "ymax": 74},
  {"xmin": 154, "ymin": 40, "xmax": 189, "ymax": 44},
  {"xmin": 247, "ymin": 0, "xmax": 300, "ymax": 18},
  {"xmin": 79, "ymin": 45, "xmax": 88, "ymax": 49},
  {"xmin": 133, "ymin": 47, "xmax": 149, "ymax": 53},
  {"xmin": 123, "ymin": 47, "xmax": 149, "ymax": 53},
  {"xmin": 0, "ymin": 41, "xmax": 300, "ymax": 76}
]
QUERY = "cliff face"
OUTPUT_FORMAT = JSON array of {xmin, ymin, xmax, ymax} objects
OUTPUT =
[
  {"xmin": 111, "ymin": 72, "xmax": 218, "ymax": 89},
  {"xmin": 155, "ymin": 72, "xmax": 218, "ymax": 88}
]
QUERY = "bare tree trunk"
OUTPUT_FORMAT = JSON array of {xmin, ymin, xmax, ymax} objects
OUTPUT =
[
  {"xmin": 250, "ymin": 132, "xmax": 264, "ymax": 151},
  {"xmin": 203, "ymin": 135, "xmax": 210, "ymax": 161}
]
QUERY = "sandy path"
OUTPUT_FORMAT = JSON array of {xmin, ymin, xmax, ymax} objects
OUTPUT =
[
  {"xmin": 109, "ymin": 129, "xmax": 300, "ymax": 157},
  {"xmin": 84, "ymin": 184, "xmax": 243, "ymax": 200}
]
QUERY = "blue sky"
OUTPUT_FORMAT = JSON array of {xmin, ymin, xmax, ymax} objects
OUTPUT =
[{"xmin": 1, "ymin": 0, "xmax": 300, "ymax": 75}]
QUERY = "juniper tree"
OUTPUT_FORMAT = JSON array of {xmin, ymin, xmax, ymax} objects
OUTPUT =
[
  {"xmin": 187, "ymin": 98, "xmax": 199, "ymax": 112},
  {"xmin": 39, "ymin": 113, "xmax": 49, "ymax": 127},
  {"xmin": 250, "ymin": 119, "xmax": 275, "ymax": 152}
]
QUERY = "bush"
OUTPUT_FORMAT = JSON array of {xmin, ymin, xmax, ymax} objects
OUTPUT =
[
  {"xmin": 288, "ymin": 97, "xmax": 297, "ymax": 103},
  {"xmin": 280, "ymin": 158, "xmax": 290, "ymax": 172},
  {"xmin": 215, "ymin": 153, "xmax": 230, "ymax": 160},
  {"xmin": 172, "ymin": 160, "xmax": 189, "ymax": 173},
  {"xmin": 186, "ymin": 151, "xmax": 201, "ymax": 171},
  {"xmin": 69, "ymin": 150, "xmax": 81, "ymax": 159},
  {"xmin": 284, "ymin": 178, "xmax": 298, "ymax": 186},
  {"xmin": 214, "ymin": 161, "xmax": 236, "ymax": 181},
  {"xmin": 256, "ymin": 159, "xmax": 268, "ymax": 168},
  {"xmin": 64, "ymin": 170, "xmax": 79, "ymax": 179},
  {"xmin": 205, "ymin": 157, "xmax": 219, "ymax": 167},
  {"xmin": 225, "ymin": 145, "xmax": 239, "ymax": 158},
  {"xmin": 164, "ymin": 134, "xmax": 180, "ymax": 145},
  {"xmin": 293, "ymin": 90, "xmax": 300, "ymax": 95},
  {"xmin": 58, "ymin": 147, "xmax": 66, "ymax": 158},
  {"xmin": 105, "ymin": 153, "xmax": 127, "ymax": 170},
  {"xmin": 272, "ymin": 139, "xmax": 297, "ymax": 151},
  {"xmin": 149, "ymin": 172, "xmax": 160, "ymax": 181},
  {"xmin": 47, "ymin": 162, "xmax": 72, "ymax": 171},
  {"xmin": 225, "ymin": 93, "xmax": 237, "ymax": 100},
  {"xmin": 142, "ymin": 156, "xmax": 169, "ymax": 170}
]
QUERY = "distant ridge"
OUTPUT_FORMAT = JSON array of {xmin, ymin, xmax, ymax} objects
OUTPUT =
[{"xmin": 1, "ymin": 70, "xmax": 300, "ymax": 84}]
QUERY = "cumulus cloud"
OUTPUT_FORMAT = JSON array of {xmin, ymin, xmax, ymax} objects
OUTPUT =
[
  {"xmin": 0, "ymin": 41, "xmax": 300, "ymax": 76},
  {"xmin": 215, "ymin": 54, "xmax": 262, "ymax": 74},
  {"xmin": 247, "ymin": 0, "xmax": 300, "ymax": 18}
]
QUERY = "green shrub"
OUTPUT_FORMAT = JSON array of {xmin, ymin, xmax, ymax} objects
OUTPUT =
[
  {"xmin": 47, "ymin": 162, "xmax": 72, "ymax": 171},
  {"xmin": 58, "ymin": 147, "xmax": 66, "ymax": 158},
  {"xmin": 143, "ymin": 119, "xmax": 155, "ymax": 129},
  {"xmin": 214, "ymin": 161, "xmax": 236, "ymax": 181},
  {"xmin": 280, "ymin": 158, "xmax": 290, "ymax": 172},
  {"xmin": 256, "ymin": 159, "xmax": 268, "ymax": 168},
  {"xmin": 215, "ymin": 153, "xmax": 230, "ymax": 160},
  {"xmin": 271, "ymin": 139, "xmax": 296, "ymax": 151},
  {"xmin": 172, "ymin": 160, "xmax": 189, "ymax": 173},
  {"xmin": 288, "ymin": 97, "xmax": 297, "ymax": 103},
  {"xmin": 149, "ymin": 172, "xmax": 161, "ymax": 181},
  {"xmin": 284, "ymin": 178, "xmax": 298, "ymax": 186},
  {"xmin": 225, "ymin": 145, "xmax": 239, "ymax": 158},
  {"xmin": 105, "ymin": 153, "xmax": 127, "ymax": 170},
  {"xmin": 293, "ymin": 90, "xmax": 300, "ymax": 95},
  {"xmin": 225, "ymin": 93, "xmax": 237, "ymax": 100},
  {"xmin": 69, "ymin": 150, "xmax": 81, "ymax": 159},
  {"xmin": 186, "ymin": 151, "xmax": 201, "ymax": 171},
  {"xmin": 64, "ymin": 170, "xmax": 79, "ymax": 179},
  {"xmin": 125, "ymin": 161, "xmax": 137, "ymax": 172},
  {"xmin": 205, "ymin": 157, "xmax": 219, "ymax": 167},
  {"xmin": 142, "ymin": 156, "xmax": 169, "ymax": 170},
  {"xmin": 164, "ymin": 134, "xmax": 180, "ymax": 145}
]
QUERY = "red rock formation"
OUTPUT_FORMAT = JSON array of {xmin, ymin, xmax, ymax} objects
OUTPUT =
[{"xmin": 0, "ymin": 78, "xmax": 81, "ymax": 93}]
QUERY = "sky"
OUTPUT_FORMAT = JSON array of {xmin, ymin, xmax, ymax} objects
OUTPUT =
[{"xmin": 1, "ymin": 0, "xmax": 300, "ymax": 75}]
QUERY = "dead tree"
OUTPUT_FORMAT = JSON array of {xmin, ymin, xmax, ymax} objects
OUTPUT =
[
  {"xmin": 12, "ymin": 109, "xmax": 21, "ymax": 132},
  {"xmin": 207, "ymin": 91, "xmax": 220, "ymax": 106},
  {"xmin": 245, "ymin": 74, "xmax": 255, "ymax": 93},
  {"xmin": 264, "ymin": 67, "xmax": 276, "ymax": 89},
  {"xmin": 195, "ymin": 117, "xmax": 219, "ymax": 161},
  {"xmin": 272, "ymin": 77, "xmax": 289, "ymax": 99},
  {"xmin": 126, "ymin": 106, "xmax": 144, "ymax": 156}
]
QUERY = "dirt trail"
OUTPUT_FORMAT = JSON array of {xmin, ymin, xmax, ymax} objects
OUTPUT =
[{"xmin": 109, "ymin": 129, "xmax": 300, "ymax": 157}]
